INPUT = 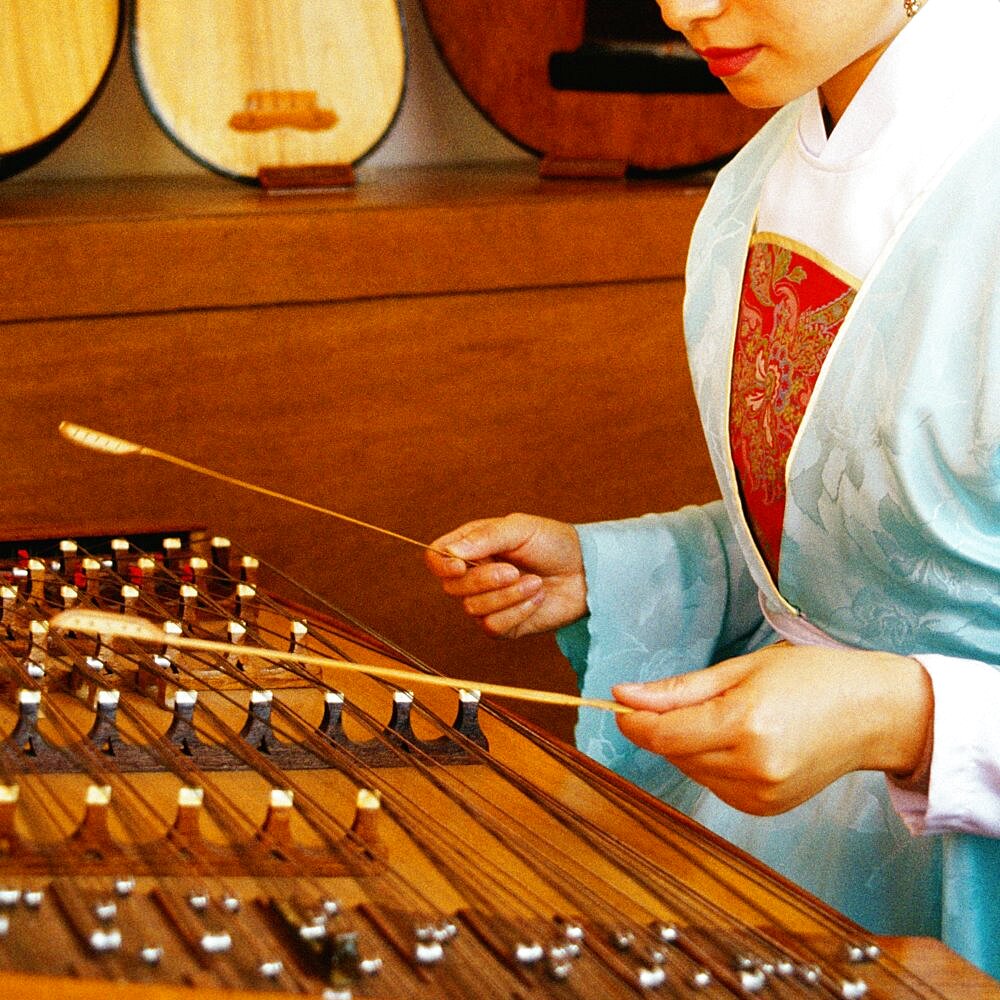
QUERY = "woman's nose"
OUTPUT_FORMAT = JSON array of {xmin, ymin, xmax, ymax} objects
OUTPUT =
[{"xmin": 656, "ymin": 0, "xmax": 725, "ymax": 32}]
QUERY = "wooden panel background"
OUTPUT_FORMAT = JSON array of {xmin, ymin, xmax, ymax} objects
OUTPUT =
[{"xmin": 0, "ymin": 166, "xmax": 719, "ymax": 742}]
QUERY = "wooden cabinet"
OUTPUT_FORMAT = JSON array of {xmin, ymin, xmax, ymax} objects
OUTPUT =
[{"xmin": 0, "ymin": 165, "xmax": 719, "ymax": 740}]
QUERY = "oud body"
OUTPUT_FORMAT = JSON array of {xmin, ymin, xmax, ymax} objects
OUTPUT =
[{"xmin": 419, "ymin": 0, "xmax": 771, "ymax": 174}]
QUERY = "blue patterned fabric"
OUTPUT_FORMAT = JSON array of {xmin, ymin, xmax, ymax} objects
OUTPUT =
[{"xmin": 559, "ymin": 99, "xmax": 1000, "ymax": 976}]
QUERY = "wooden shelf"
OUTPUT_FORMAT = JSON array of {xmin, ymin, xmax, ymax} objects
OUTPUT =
[{"xmin": 0, "ymin": 163, "xmax": 708, "ymax": 322}]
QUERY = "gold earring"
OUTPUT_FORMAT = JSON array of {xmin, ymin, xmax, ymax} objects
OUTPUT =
[{"xmin": 904, "ymin": 0, "xmax": 923, "ymax": 16}]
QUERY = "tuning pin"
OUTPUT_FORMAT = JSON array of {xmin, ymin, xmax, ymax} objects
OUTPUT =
[
  {"xmin": 1, "ymin": 585, "xmax": 17, "ymax": 631},
  {"xmin": 385, "ymin": 691, "xmax": 417, "ymax": 746},
  {"xmin": 81, "ymin": 557, "xmax": 102, "ymax": 599},
  {"xmin": 27, "ymin": 620, "xmax": 49, "ymax": 677},
  {"xmin": 110, "ymin": 538, "xmax": 130, "ymax": 579},
  {"xmin": 0, "ymin": 784, "xmax": 21, "ymax": 854},
  {"xmin": 350, "ymin": 789, "xmax": 385, "ymax": 859},
  {"xmin": 11, "ymin": 690, "xmax": 46, "ymax": 756},
  {"xmin": 179, "ymin": 584, "xmax": 198, "ymax": 622},
  {"xmin": 162, "ymin": 620, "xmax": 183, "ymax": 662},
  {"xmin": 60, "ymin": 584, "xmax": 79, "ymax": 612},
  {"xmin": 26, "ymin": 559, "xmax": 46, "ymax": 603},
  {"xmin": 164, "ymin": 689, "xmax": 201, "ymax": 753},
  {"xmin": 210, "ymin": 536, "xmax": 233, "ymax": 595},
  {"xmin": 211, "ymin": 536, "xmax": 232, "ymax": 574},
  {"xmin": 132, "ymin": 556, "xmax": 157, "ymax": 596},
  {"xmin": 162, "ymin": 537, "xmax": 182, "ymax": 574},
  {"xmin": 318, "ymin": 691, "xmax": 347, "ymax": 743},
  {"xmin": 258, "ymin": 788, "xmax": 295, "ymax": 850},
  {"xmin": 240, "ymin": 555, "xmax": 260, "ymax": 587},
  {"xmin": 235, "ymin": 584, "xmax": 258, "ymax": 625},
  {"xmin": 59, "ymin": 539, "xmax": 80, "ymax": 581},
  {"xmin": 289, "ymin": 619, "xmax": 308, "ymax": 654},
  {"xmin": 71, "ymin": 784, "xmax": 115, "ymax": 853},
  {"xmin": 240, "ymin": 690, "xmax": 280, "ymax": 752},
  {"xmin": 188, "ymin": 557, "xmax": 209, "ymax": 595},
  {"xmin": 227, "ymin": 620, "xmax": 247, "ymax": 668},
  {"xmin": 86, "ymin": 689, "xmax": 124, "ymax": 755},
  {"xmin": 121, "ymin": 584, "xmax": 140, "ymax": 615},
  {"xmin": 170, "ymin": 786, "xmax": 206, "ymax": 850},
  {"xmin": 453, "ymin": 689, "xmax": 489, "ymax": 748}
]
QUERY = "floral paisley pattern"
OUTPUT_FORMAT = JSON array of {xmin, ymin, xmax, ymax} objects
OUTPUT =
[{"xmin": 729, "ymin": 236, "xmax": 857, "ymax": 578}]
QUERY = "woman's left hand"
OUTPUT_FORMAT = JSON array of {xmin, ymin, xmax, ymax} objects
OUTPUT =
[{"xmin": 613, "ymin": 643, "xmax": 933, "ymax": 815}]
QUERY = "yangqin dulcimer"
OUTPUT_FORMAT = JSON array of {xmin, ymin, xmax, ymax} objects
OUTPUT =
[{"xmin": 0, "ymin": 529, "xmax": 992, "ymax": 999}]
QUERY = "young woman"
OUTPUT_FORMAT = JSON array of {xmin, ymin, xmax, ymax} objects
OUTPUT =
[{"xmin": 425, "ymin": 0, "xmax": 1000, "ymax": 978}]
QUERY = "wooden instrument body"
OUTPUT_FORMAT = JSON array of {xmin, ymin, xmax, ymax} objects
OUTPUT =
[
  {"xmin": 0, "ymin": 0, "xmax": 122, "ymax": 180},
  {"xmin": 0, "ymin": 528, "xmax": 994, "ymax": 999},
  {"xmin": 418, "ymin": 0, "xmax": 772, "ymax": 172},
  {"xmin": 130, "ymin": 0, "xmax": 407, "ymax": 182}
]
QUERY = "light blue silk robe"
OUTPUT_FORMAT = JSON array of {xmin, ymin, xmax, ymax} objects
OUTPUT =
[{"xmin": 559, "ymin": 98, "xmax": 1000, "ymax": 977}]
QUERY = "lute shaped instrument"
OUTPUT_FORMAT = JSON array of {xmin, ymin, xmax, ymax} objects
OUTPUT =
[{"xmin": 130, "ymin": 0, "xmax": 407, "ymax": 186}]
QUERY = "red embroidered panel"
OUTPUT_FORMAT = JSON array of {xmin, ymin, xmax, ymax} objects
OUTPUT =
[{"xmin": 729, "ymin": 238, "xmax": 857, "ymax": 580}]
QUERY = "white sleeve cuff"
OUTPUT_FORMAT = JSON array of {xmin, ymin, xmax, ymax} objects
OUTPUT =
[{"xmin": 887, "ymin": 654, "xmax": 1000, "ymax": 837}]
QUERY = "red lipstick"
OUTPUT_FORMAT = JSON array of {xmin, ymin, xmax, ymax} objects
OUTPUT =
[{"xmin": 696, "ymin": 46, "xmax": 762, "ymax": 78}]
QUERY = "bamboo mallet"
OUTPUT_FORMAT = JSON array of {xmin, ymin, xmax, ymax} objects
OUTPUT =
[{"xmin": 50, "ymin": 608, "xmax": 632, "ymax": 715}]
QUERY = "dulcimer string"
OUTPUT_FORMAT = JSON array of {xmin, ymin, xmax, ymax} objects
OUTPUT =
[
  {"xmin": 103, "ymin": 603, "xmax": 575, "ymax": 928},
  {"xmin": 45, "ymin": 543, "xmax": 661, "ymax": 944},
  {"xmin": 236, "ymin": 553, "xmax": 809, "ymax": 945},
  {"xmin": 43, "ymin": 554, "xmax": 485, "ymax": 928},
  {"xmin": 13, "ymin": 592, "xmax": 369, "ymax": 938},
  {"xmin": 53, "ymin": 607, "xmax": 631, "ymax": 717},
  {"xmin": 53, "ymin": 592, "xmax": 641, "ymax": 938},
  {"xmin": 25, "ymin": 541, "xmax": 508, "ymax": 935},
  {"xmin": 3, "ymin": 661, "xmax": 270, "ymax": 977},
  {"xmin": 503, "ymin": 719, "xmax": 946, "ymax": 1000}
]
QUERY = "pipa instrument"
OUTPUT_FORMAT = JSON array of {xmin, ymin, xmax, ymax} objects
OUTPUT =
[
  {"xmin": 0, "ymin": 0, "xmax": 122, "ymax": 181},
  {"xmin": 0, "ymin": 528, "xmax": 993, "ymax": 999},
  {"xmin": 130, "ymin": 1, "xmax": 406, "ymax": 186}
]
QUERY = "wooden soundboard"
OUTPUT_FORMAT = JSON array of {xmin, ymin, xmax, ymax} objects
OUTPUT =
[
  {"xmin": 0, "ymin": 528, "xmax": 992, "ymax": 998},
  {"xmin": 130, "ymin": 0, "xmax": 406, "ymax": 185},
  {"xmin": 0, "ymin": 0, "xmax": 122, "ymax": 180}
]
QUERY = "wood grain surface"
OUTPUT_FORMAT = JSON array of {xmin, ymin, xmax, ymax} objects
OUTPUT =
[{"xmin": 0, "ymin": 0, "xmax": 121, "ymax": 176}]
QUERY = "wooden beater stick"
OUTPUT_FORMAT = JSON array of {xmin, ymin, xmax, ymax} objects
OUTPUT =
[
  {"xmin": 58, "ymin": 421, "xmax": 471, "ymax": 564},
  {"xmin": 50, "ymin": 609, "xmax": 632, "ymax": 715}
]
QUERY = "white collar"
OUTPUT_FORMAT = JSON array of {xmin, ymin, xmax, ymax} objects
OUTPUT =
[{"xmin": 798, "ymin": 0, "xmax": 999, "ymax": 166}]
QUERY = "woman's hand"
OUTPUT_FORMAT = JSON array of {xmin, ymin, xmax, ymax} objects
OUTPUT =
[
  {"xmin": 613, "ymin": 643, "xmax": 934, "ymax": 815},
  {"xmin": 424, "ymin": 514, "xmax": 586, "ymax": 638}
]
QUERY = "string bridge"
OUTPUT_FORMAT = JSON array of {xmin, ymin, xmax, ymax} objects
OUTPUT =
[{"xmin": 0, "ymin": 529, "xmax": 489, "ymax": 776}]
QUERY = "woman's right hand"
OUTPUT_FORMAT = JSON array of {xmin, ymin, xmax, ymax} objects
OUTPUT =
[{"xmin": 424, "ymin": 514, "xmax": 586, "ymax": 639}]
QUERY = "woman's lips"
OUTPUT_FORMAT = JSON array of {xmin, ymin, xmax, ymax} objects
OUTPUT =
[{"xmin": 696, "ymin": 46, "xmax": 763, "ymax": 77}]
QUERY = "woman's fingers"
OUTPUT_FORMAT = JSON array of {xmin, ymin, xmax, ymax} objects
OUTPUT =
[
  {"xmin": 476, "ymin": 590, "xmax": 548, "ymax": 639},
  {"xmin": 431, "ymin": 516, "xmax": 537, "ymax": 565},
  {"xmin": 458, "ymin": 575, "xmax": 544, "ymax": 616},
  {"xmin": 613, "ymin": 657, "xmax": 752, "ymax": 712},
  {"xmin": 426, "ymin": 514, "xmax": 587, "ymax": 637}
]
